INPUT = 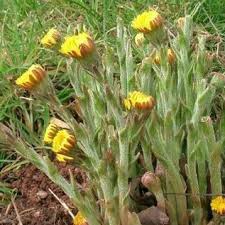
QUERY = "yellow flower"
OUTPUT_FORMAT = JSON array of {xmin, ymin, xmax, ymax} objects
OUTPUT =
[
  {"xmin": 73, "ymin": 211, "xmax": 88, "ymax": 225},
  {"xmin": 131, "ymin": 10, "xmax": 163, "ymax": 33},
  {"xmin": 56, "ymin": 154, "xmax": 74, "ymax": 162},
  {"xmin": 15, "ymin": 64, "xmax": 46, "ymax": 90},
  {"xmin": 124, "ymin": 91, "xmax": 155, "ymax": 110},
  {"xmin": 60, "ymin": 32, "xmax": 95, "ymax": 59},
  {"xmin": 154, "ymin": 48, "xmax": 176, "ymax": 65},
  {"xmin": 43, "ymin": 123, "xmax": 59, "ymax": 144},
  {"xmin": 40, "ymin": 28, "xmax": 61, "ymax": 48},
  {"xmin": 52, "ymin": 129, "xmax": 76, "ymax": 154},
  {"xmin": 211, "ymin": 196, "xmax": 225, "ymax": 215},
  {"xmin": 134, "ymin": 33, "xmax": 145, "ymax": 47}
]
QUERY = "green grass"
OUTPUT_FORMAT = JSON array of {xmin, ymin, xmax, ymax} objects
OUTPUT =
[{"xmin": 0, "ymin": 0, "xmax": 224, "ymax": 202}]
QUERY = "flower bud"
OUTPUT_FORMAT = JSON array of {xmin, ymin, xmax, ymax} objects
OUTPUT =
[
  {"xmin": 132, "ymin": 10, "xmax": 163, "ymax": 34},
  {"xmin": 15, "ymin": 64, "xmax": 46, "ymax": 90},
  {"xmin": 153, "ymin": 48, "xmax": 176, "ymax": 65},
  {"xmin": 141, "ymin": 172, "xmax": 165, "ymax": 211},
  {"xmin": 201, "ymin": 116, "xmax": 212, "ymax": 123},
  {"xmin": 155, "ymin": 162, "xmax": 165, "ymax": 178},
  {"xmin": 141, "ymin": 172, "xmax": 160, "ymax": 189},
  {"xmin": 134, "ymin": 33, "xmax": 145, "ymax": 47},
  {"xmin": 40, "ymin": 28, "xmax": 61, "ymax": 48},
  {"xmin": 124, "ymin": 91, "xmax": 155, "ymax": 111},
  {"xmin": 176, "ymin": 17, "xmax": 185, "ymax": 30},
  {"xmin": 60, "ymin": 32, "xmax": 95, "ymax": 59},
  {"xmin": 167, "ymin": 48, "xmax": 176, "ymax": 64}
]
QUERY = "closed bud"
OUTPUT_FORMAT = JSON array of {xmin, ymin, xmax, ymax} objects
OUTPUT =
[
  {"xmin": 201, "ymin": 116, "xmax": 212, "ymax": 124},
  {"xmin": 141, "ymin": 172, "xmax": 160, "ymax": 189},
  {"xmin": 155, "ymin": 162, "xmax": 165, "ymax": 178},
  {"xmin": 176, "ymin": 17, "xmax": 185, "ymax": 30},
  {"xmin": 141, "ymin": 172, "xmax": 165, "ymax": 211},
  {"xmin": 40, "ymin": 28, "xmax": 61, "ymax": 48},
  {"xmin": 153, "ymin": 48, "xmax": 176, "ymax": 65},
  {"xmin": 134, "ymin": 33, "xmax": 145, "ymax": 47},
  {"xmin": 167, "ymin": 48, "xmax": 176, "ymax": 64}
]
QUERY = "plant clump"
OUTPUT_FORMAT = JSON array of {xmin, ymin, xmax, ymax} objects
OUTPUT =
[{"xmin": 1, "ymin": 6, "xmax": 225, "ymax": 225}]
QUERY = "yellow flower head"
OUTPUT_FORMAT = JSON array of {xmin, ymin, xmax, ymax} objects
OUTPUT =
[
  {"xmin": 73, "ymin": 211, "xmax": 88, "ymax": 225},
  {"xmin": 52, "ymin": 129, "xmax": 76, "ymax": 154},
  {"xmin": 211, "ymin": 196, "xmax": 225, "ymax": 215},
  {"xmin": 124, "ymin": 91, "xmax": 155, "ymax": 110},
  {"xmin": 131, "ymin": 10, "xmax": 163, "ymax": 33},
  {"xmin": 134, "ymin": 33, "xmax": 145, "ymax": 47},
  {"xmin": 40, "ymin": 28, "xmax": 61, "ymax": 48},
  {"xmin": 15, "ymin": 64, "xmax": 46, "ymax": 90},
  {"xmin": 60, "ymin": 32, "xmax": 95, "ymax": 59},
  {"xmin": 43, "ymin": 123, "xmax": 59, "ymax": 144},
  {"xmin": 56, "ymin": 153, "xmax": 74, "ymax": 162},
  {"xmin": 154, "ymin": 48, "xmax": 176, "ymax": 65}
]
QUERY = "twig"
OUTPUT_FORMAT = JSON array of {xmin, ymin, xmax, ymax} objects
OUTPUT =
[
  {"xmin": 20, "ymin": 207, "xmax": 36, "ymax": 215},
  {"xmin": 48, "ymin": 188, "xmax": 74, "ymax": 219},
  {"xmin": 5, "ymin": 203, "xmax": 12, "ymax": 216},
  {"xmin": 11, "ymin": 197, "xmax": 23, "ymax": 225}
]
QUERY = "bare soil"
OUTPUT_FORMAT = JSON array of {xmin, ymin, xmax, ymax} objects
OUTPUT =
[{"xmin": 0, "ymin": 163, "xmax": 86, "ymax": 225}]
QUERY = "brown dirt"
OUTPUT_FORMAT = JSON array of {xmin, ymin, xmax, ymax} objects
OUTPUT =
[{"xmin": 0, "ymin": 163, "xmax": 86, "ymax": 225}]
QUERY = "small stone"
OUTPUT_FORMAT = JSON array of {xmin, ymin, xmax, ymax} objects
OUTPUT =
[
  {"xmin": 36, "ymin": 190, "xmax": 48, "ymax": 199},
  {"xmin": 138, "ymin": 206, "xmax": 169, "ymax": 225},
  {"xmin": 33, "ymin": 211, "xmax": 41, "ymax": 218}
]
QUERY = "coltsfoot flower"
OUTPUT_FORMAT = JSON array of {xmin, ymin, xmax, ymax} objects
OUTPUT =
[
  {"xmin": 15, "ymin": 64, "xmax": 46, "ymax": 90},
  {"xmin": 134, "ymin": 33, "xmax": 145, "ymax": 47},
  {"xmin": 154, "ymin": 48, "xmax": 176, "ymax": 65},
  {"xmin": 60, "ymin": 32, "xmax": 95, "ymax": 59},
  {"xmin": 211, "ymin": 196, "xmax": 225, "ymax": 215},
  {"xmin": 43, "ymin": 123, "xmax": 59, "ymax": 144},
  {"xmin": 124, "ymin": 91, "xmax": 155, "ymax": 110},
  {"xmin": 73, "ymin": 211, "xmax": 88, "ymax": 225},
  {"xmin": 52, "ymin": 129, "xmax": 76, "ymax": 154},
  {"xmin": 131, "ymin": 10, "xmax": 163, "ymax": 33},
  {"xmin": 40, "ymin": 28, "xmax": 61, "ymax": 48}
]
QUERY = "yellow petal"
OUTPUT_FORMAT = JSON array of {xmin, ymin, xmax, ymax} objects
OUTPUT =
[
  {"xmin": 52, "ymin": 129, "xmax": 76, "ymax": 154},
  {"xmin": 41, "ymin": 28, "xmax": 60, "ymax": 48}
]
